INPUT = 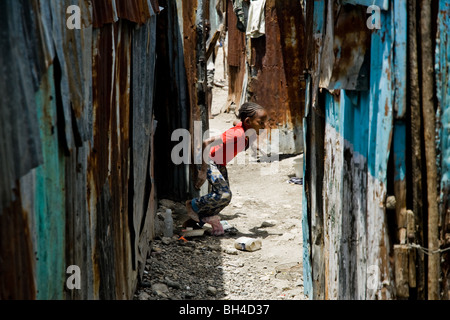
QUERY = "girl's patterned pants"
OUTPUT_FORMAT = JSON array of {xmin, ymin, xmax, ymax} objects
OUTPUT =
[{"xmin": 191, "ymin": 160, "xmax": 232, "ymax": 221}]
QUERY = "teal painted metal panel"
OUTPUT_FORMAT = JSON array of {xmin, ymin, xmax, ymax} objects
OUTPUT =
[
  {"xmin": 367, "ymin": 6, "xmax": 394, "ymax": 182},
  {"xmin": 436, "ymin": 1, "xmax": 450, "ymax": 236},
  {"xmin": 393, "ymin": 0, "xmax": 407, "ymax": 118},
  {"xmin": 34, "ymin": 66, "xmax": 66, "ymax": 300},
  {"xmin": 342, "ymin": 0, "xmax": 389, "ymax": 11}
]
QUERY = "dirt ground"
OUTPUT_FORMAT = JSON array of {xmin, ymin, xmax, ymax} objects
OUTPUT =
[{"xmin": 134, "ymin": 45, "xmax": 305, "ymax": 301}]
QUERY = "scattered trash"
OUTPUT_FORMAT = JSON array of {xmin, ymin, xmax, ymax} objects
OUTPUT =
[
  {"xmin": 275, "ymin": 262, "xmax": 302, "ymax": 281},
  {"xmin": 260, "ymin": 220, "xmax": 277, "ymax": 228},
  {"xmin": 163, "ymin": 209, "xmax": 173, "ymax": 238},
  {"xmin": 287, "ymin": 177, "xmax": 303, "ymax": 185},
  {"xmin": 221, "ymin": 220, "xmax": 239, "ymax": 234},
  {"xmin": 178, "ymin": 236, "xmax": 188, "ymax": 243},
  {"xmin": 234, "ymin": 237, "xmax": 262, "ymax": 252},
  {"xmin": 223, "ymin": 247, "xmax": 239, "ymax": 255},
  {"xmin": 293, "ymin": 155, "xmax": 304, "ymax": 179},
  {"xmin": 181, "ymin": 228, "xmax": 206, "ymax": 238}
]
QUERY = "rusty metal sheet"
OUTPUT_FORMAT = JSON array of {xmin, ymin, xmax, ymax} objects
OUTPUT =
[
  {"xmin": 225, "ymin": 0, "xmax": 246, "ymax": 112},
  {"xmin": 319, "ymin": 4, "xmax": 371, "ymax": 91},
  {"xmin": 92, "ymin": 0, "xmax": 118, "ymax": 27},
  {"xmin": 0, "ymin": 183, "xmax": 37, "ymax": 300},
  {"xmin": 247, "ymin": 0, "xmax": 306, "ymax": 154},
  {"xmin": 115, "ymin": 0, "xmax": 152, "ymax": 25},
  {"xmin": 93, "ymin": 0, "xmax": 157, "ymax": 27}
]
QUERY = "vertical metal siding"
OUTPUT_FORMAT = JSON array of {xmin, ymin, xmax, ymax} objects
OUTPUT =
[
  {"xmin": 247, "ymin": 0, "xmax": 306, "ymax": 154},
  {"xmin": 304, "ymin": 0, "xmax": 450, "ymax": 300},
  {"xmin": 0, "ymin": 0, "xmax": 160, "ymax": 300}
]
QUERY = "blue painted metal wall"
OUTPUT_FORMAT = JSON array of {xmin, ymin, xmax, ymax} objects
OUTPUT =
[{"xmin": 303, "ymin": 0, "xmax": 450, "ymax": 300}]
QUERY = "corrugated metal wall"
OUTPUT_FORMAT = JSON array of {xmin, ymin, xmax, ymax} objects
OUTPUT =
[
  {"xmin": 302, "ymin": 0, "xmax": 450, "ymax": 300},
  {"xmin": 0, "ymin": 0, "xmax": 223, "ymax": 300},
  {"xmin": 0, "ymin": 0, "xmax": 159, "ymax": 300},
  {"xmin": 225, "ymin": 0, "xmax": 306, "ymax": 154}
]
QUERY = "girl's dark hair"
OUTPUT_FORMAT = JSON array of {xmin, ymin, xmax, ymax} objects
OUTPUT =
[{"xmin": 238, "ymin": 102, "xmax": 265, "ymax": 122}]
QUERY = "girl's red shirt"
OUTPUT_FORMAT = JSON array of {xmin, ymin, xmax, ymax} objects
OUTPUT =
[{"xmin": 210, "ymin": 122, "xmax": 249, "ymax": 165}]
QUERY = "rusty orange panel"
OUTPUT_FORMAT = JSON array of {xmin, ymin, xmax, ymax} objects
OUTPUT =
[
  {"xmin": 92, "ymin": 0, "xmax": 118, "ymax": 28},
  {"xmin": 247, "ymin": 0, "xmax": 306, "ymax": 152},
  {"xmin": 115, "ymin": 0, "xmax": 152, "ymax": 25},
  {"xmin": 0, "ymin": 186, "xmax": 36, "ymax": 300}
]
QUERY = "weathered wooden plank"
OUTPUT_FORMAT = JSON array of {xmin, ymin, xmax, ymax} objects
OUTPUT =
[
  {"xmin": 340, "ymin": 91, "xmax": 370, "ymax": 300},
  {"xmin": 436, "ymin": 0, "xmax": 450, "ymax": 300},
  {"xmin": 420, "ymin": 0, "xmax": 440, "ymax": 300},
  {"xmin": 323, "ymin": 92, "xmax": 343, "ymax": 300},
  {"xmin": 407, "ymin": 0, "xmax": 426, "ymax": 300},
  {"xmin": 394, "ymin": 244, "xmax": 410, "ymax": 299},
  {"xmin": 310, "ymin": 98, "xmax": 326, "ymax": 300}
]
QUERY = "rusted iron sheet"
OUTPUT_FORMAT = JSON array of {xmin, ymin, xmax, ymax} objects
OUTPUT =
[
  {"xmin": 247, "ymin": 0, "xmax": 306, "ymax": 154},
  {"xmin": 92, "ymin": 0, "xmax": 118, "ymax": 27},
  {"xmin": 93, "ymin": 0, "xmax": 157, "ymax": 27},
  {"xmin": 116, "ymin": 0, "xmax": 153, "ymax": 25},
  {"xmin": 319, "ymin": 4, "xmax": 371, "ymax": 91},
  {"xmin": 225, "ymin": 0, "xmax": 246, "ymax": 112},
  {"xmin": 90, "ymin": 20, "xmax": 136, "ymax": 299},
  {"xmin": 0, "ymin": 184, "xmax": 37, "ymax": 300}
]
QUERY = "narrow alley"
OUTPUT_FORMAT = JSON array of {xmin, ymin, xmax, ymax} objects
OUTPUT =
[{"xmin": 1, "ymin": 0, "xmax": 449, "ymax": 303}]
